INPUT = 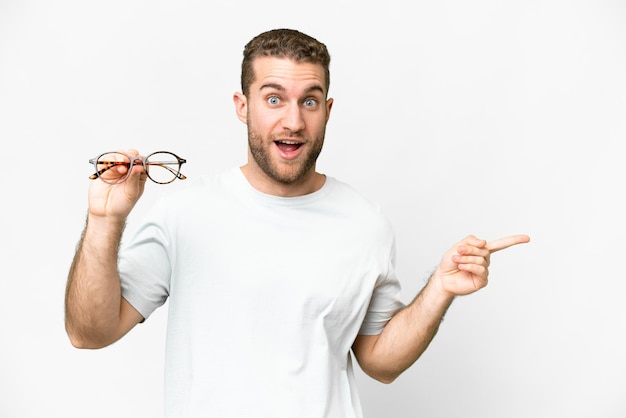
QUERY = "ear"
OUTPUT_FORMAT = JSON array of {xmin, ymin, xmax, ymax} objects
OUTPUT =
[
  {"xmin": 233, "ymin": 92, "xmax": 248, "ymax": 124},
  {"xmin": 325, "ymin": 97, "xmax": 334, "ymax": 122}
]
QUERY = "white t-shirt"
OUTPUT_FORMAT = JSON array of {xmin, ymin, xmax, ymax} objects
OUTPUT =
[{"xmin": 119, "ymin": 167, "xmax": 405, "ymax": 418}]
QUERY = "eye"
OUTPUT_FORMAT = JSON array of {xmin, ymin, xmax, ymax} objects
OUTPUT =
[
  {"xmin": 303, "ymin": 98, "xmax": 318, "ymax": 108},
  {"xmin": 267, "ymin": 96, "xmax": 281, "ymax": 105}
]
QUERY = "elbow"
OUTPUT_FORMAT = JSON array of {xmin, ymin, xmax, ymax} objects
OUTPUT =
[
  {"xmin": 66, "ymin": 332, "xmax": 100, "ymax": 349},
  {"xmin": 369, "ymin": 375, "xmax": 396, "ymax": 384},
  {"xmin": 65, "ymin": 324, "xmax": 112, "ymax": 350},
  {"xmin": 362, "ymin": 367, "xmax": 402, "ymax": 385},
  {"xmin": 376, "ymin": 374, "xmax": 398, "ymax": 385},
  {"xmin": 67, "ymin": 334, "xmax": 111, "ymax": 350},
  {"xmin": 67, "ymin": 336, "xmax": 88, "ymax": 349},
  {"xmin": 67, "ymin": 335, "xmax": 105, "ymax": 350}
]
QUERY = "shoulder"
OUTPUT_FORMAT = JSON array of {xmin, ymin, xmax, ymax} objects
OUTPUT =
[
  {"xmin": 324, "ymin": 176, "xmax": 394, "ymax": 235},
  {"xmin": 326, "ymin": 177, "xmax": 386, "ymax": 216}
]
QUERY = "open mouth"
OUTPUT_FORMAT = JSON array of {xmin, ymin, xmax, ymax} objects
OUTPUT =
[{"xmin": 274, "ymin": 140, "xmax": 303, "ymax": 153}]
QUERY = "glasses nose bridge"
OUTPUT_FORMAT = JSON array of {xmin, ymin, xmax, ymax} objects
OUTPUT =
[{"xmin": 130, "ymin": 155, "xmax": 147, "ymax": 168}]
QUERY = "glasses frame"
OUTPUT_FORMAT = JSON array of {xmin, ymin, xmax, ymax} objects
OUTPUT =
[{"xmin": 89, "ymin": 151, "xmax": 187, "ymax": 185}]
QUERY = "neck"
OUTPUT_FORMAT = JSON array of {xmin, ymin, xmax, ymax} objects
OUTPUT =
[{"xmin": 239, "ymin": 164, "xmax": 325, "ymax": 197}]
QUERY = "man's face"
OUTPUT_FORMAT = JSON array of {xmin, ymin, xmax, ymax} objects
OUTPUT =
[{"xmin": 235, "ymin": 57, "xmax": 333, "ymax": 189}]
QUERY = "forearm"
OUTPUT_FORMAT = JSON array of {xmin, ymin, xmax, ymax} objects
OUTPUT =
[
  {"xmin": 65, "ymin": 214, "xmax": 126, "ymax": 348},
  {"xmin": 355, "ymin": 269, "xmax": 454, "ymax": 383},
  {"xmin": 355, "ymin": 234, "xmax": 530, "ymax": 383}
]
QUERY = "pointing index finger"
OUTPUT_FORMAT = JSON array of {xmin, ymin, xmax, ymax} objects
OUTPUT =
[{"xmin": 486, "ymin": 234, "xmax": 531, "ymax": 253}]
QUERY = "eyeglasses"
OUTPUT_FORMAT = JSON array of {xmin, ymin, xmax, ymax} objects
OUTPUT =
[{"xmin": 89, "ymin": 151, "xmax": 187, "ymax": 184}]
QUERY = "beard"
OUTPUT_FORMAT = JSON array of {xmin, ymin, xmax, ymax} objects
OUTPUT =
[{"xmin": 247, "ymin": 124, "xmax": 325, "ymax": 185}]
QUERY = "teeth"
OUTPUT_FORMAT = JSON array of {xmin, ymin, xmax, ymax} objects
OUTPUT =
[{"xmin": 277, "ymin": 140, "xmax": 301, "ymax": 145}]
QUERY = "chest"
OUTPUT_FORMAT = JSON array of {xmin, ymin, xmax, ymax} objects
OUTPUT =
[{"xmin": 170, "ymin": 205, "xmax": 388, "ymax": 326}]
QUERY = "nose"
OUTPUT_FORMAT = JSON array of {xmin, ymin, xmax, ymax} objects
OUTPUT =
[{"xmin": 281, "ymin": 102, "xmax": 305, "ymax": 132}]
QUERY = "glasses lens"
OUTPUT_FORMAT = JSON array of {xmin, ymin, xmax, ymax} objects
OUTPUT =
[
  {"xmin": 95, "ymin": 152, "xmax": 132, "ymax": 184},
  {"xmin": 146, "ymin": 152, "xmax": 180, "ymax": 184}
]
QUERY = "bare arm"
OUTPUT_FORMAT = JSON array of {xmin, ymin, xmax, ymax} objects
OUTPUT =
[
  {"xmin": 352, "ymin": 234, "xmax": 530, "ymax": 383},
  {"xmin": 65, "ymin": 150, "xmax": 147, "ymax": 349}
]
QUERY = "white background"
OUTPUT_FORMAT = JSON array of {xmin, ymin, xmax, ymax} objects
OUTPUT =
[{"xmin": 1, "ymin": 1, "xmax": 625, "ymax": 417}]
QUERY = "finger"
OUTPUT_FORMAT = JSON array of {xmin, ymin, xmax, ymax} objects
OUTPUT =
[
  {"xmin": 457, "ymin": 243, "xmax": 490, "ymax": 256},
  {"xmin": 486, "ymin": 234, "xmax": 531, "ymax": 253},
  {"xmin": 462, "ymin": 235, "xmax": 487, "ymax": 248},
  {"xmin": 451, "ymin": 254, "xmax": 488, "ymax": 267},
  {"xmin": 124, "ymin": 149, "xmax": 147, "ymax": 176},
  {"xmin": 457, "ymin": 263, "xmax": 488, "ymax": 281}
]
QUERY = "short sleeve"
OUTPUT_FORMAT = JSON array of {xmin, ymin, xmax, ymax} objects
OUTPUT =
[
  {"xmin": 118, "ymin": 201, "xmax": 172, "ymax": 320},
  {"xmin": 358, "ymin": 239, "xmax": 405, "ymax": 335}
]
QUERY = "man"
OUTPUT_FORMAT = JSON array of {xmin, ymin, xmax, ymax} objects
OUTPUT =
[{"xmin": 65, "ymin": 28, "xmax": 529, "ymax": 417}]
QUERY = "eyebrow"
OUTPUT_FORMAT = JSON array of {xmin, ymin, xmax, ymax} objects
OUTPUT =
[{"xmin": 259, "ymin": 83, "xmax": 325, "ymax": 96}]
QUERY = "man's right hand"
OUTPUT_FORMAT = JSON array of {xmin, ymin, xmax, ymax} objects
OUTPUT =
[
  {"xmin": 64, "ymin": 148, "xmax": 147, "ymax": 349},
  {"xmin": 87, "ymin": 149, "xmax": 148, "ymax": 220}
]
